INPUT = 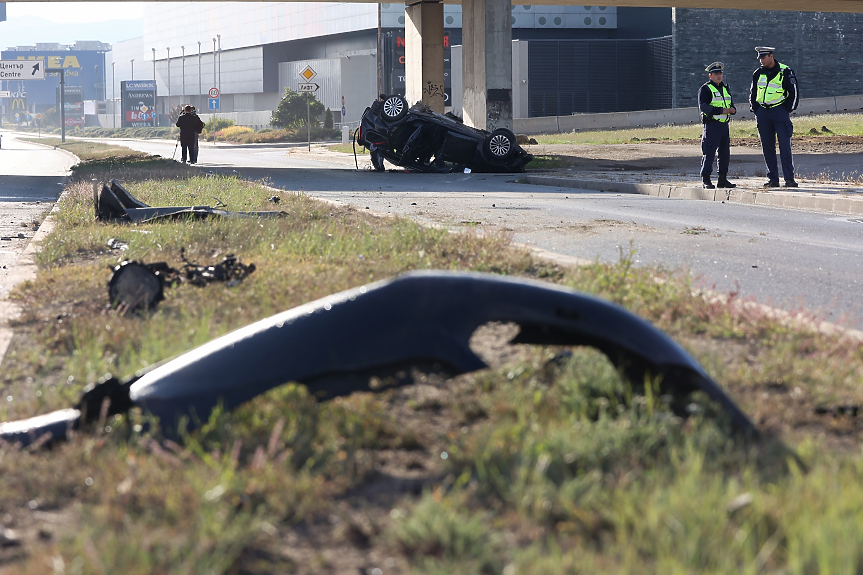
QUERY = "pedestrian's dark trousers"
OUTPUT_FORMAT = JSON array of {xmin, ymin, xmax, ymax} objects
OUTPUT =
[
  {"xmin": 180, "ymin": 135, "xmax": 195, "ymax": 163},
  {"xmin": 191, "ymin": 136, "xmax": 199, "ymax": 163},
  {"xmin": 700, "ymin": 121, "xmax": 731, "ymax": 178},
  {"xmin": 756, "ymin": 105, "xmax": 794, "ymax": 182}
]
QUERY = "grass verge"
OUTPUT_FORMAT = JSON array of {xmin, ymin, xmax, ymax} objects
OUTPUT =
[
  {"xmin": 1, "ymin": 143, "xmax": 862, "ymax": 573},
  {"xmin": 534, "ymin": 112, "xmax": 863, "ymax": 145}
]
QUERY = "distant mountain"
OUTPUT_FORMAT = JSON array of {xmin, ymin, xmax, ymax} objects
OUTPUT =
[{"xmin": 0, "ymin": 15, "xmax": 142, "ymax": 50}]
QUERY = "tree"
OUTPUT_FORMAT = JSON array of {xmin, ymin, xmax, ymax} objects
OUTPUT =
[
  {"xmin": 324, "ymin": 107, "xmax": 334, "ymax": 129},
  {"xmin": 270, "ymin": 88, "xmax": 325, "ymax": 129}
]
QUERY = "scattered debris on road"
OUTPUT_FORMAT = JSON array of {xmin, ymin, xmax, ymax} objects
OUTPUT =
[{"xmin": 2, "ymin": 271, "xmax": 756, "ymax": 448}]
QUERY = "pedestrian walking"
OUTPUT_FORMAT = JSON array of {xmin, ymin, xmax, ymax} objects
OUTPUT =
[
  {"xmin": 699, "ymin": 62, "xmax": 737, "ymax": 189},
  {"xmin": 749, "ymin": 46, "xmax": 799, "ymax": 188},
  {"xmin": 175, "ymin": 105, "xmax": 204, "ymax": 164}
]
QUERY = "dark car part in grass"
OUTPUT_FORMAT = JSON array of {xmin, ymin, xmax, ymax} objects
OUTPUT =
[
  {"xmin": 356, "ymin": 95, "xmax": 533, "ymax": 173},
  {"xmin": 108, "ymin": 250, "xmax": 256, "ymax": 314},
  {"xmin": 0, "ymin": 271, "xmax": 756, "ymax": 448},
  {"xmin": 94, "ymin": 179, "xmax": 285, "ymax": 223}
]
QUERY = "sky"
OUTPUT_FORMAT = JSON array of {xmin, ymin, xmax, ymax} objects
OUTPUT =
[{"xmin": 6, "ymin": 2, "xmax": 144, "ymax": 23}]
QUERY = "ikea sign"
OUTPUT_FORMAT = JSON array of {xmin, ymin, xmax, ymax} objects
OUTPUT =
[{"xmin": 0, "ymin": 50, "xmax": 106, "ymax": 106}]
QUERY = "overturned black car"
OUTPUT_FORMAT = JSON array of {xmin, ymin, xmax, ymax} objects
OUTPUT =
[{"xmin": 356, "ymin": 94, "xmax": 533, "ymax": 173}]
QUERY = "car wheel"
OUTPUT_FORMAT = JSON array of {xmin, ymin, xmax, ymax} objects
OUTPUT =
[
  {"xmin": 381, "ymin": 95, "xmax": 408, "ymax": 122},
  {"xmin": 483, "ymin": 128, "xmax": 516, "ymax": 162}
]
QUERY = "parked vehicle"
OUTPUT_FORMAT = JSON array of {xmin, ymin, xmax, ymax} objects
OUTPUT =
[{"xmin": 356, "ymin": 94, "xmax": 533, "ymax": 173}]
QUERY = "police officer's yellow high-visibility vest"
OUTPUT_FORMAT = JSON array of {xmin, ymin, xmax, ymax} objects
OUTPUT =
[
  {"xmin": 756, "ymin": 63, "xmax": 790, "ymax": 108},
  {"xmin": 703, "ymin": 83, "xmax": 732, "ymax": 123}
]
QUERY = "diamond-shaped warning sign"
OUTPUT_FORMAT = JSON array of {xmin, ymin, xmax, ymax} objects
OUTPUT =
[{"xmin": 300, "ymin": 65, "xmax": 317, "ymax": 82}]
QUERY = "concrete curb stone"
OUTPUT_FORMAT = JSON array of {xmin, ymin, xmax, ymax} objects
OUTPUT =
[{"xmin": 524, "ymin": 175, "xmax": 863, "ymax": 215}]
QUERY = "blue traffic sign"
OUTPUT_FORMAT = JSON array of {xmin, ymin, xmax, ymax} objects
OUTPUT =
[{"xmin": 208, "ymin": 98, "xmax": 220, "ymax": 110}]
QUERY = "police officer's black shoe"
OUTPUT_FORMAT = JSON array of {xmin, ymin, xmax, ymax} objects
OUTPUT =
[
  {"xmin": 717, "ymin": 176, "xmax": 736, "ymax": 189},
  {"xmin": 763, "ymin": 180, "xmax": 780, "ymax": 188},
  {"xmin": 784, "ymin": 180, "xmax": 799, "ymax": 188},
  {"xmin": 702, "ymin": 177, "xmax": 715, "ymax": 189}
]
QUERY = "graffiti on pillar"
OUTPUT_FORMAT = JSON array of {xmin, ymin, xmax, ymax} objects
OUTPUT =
[{"xmin": 423, "ymin": 82, "xmax": 445, "ymax": 99}]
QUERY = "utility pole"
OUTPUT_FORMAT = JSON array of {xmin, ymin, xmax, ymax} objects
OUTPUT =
[
  {"xmin": 111, "ymin": 61, "xmax": 115, "ymax": 128},
  {"xmin": 167, "ymin": 47, "xmax": 171, "ymax": 115},
  {"xmin": 48, "ymin": 67, "xmax": 66, "ymax": 143},
  {"xmin": 181, "ymin": 46, "xmax": 185, "ymax": 106},
  {"xmin": 198, "ymin": 41, "xmax": 202, "ymax": 106}
]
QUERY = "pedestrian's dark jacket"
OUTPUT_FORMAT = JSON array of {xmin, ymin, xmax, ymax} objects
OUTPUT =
[
  {"xmin": 176, "ymin": 113, "xmax": 204, "ymax": 139},
  {"xmin": 698, "ymin": 81, "xmax": 735, "ymax": 123},
  {"xmin": 749, "ymin": 62, "xmax": 799, "ymax": 113}
]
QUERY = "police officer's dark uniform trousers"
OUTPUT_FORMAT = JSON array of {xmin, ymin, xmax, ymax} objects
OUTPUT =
[
  {"xmin": 749, "ymin": 47, "xmax": 799, "ymax": 188},
  {"xmin": 698, "ymin": 65, "xmax": 735, "ymax": 189}
]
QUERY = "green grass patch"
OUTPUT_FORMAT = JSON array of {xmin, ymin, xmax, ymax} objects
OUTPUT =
[
  {"xmin": 1, "ymin": 142, "xmax": 863, "ymax": 573},
  {"xmin": 18, "ymin": 137, "xmax": 152, "ymax": 162},
  {"xmin": 535, "ymin": 112, "xmax": 863, "ymax": 145},
  {"xmin": 328, "ymin": 142, "xmax": 369, "ymax": 155}
]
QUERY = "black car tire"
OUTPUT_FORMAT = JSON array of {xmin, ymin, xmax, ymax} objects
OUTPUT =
[
  {"xmin": 483, "ymin": 128, "xmax": 516, "ymax": 162},
  {"xmin": 381, "ymin": 95, "xmax": 408, "ymax": 122}
]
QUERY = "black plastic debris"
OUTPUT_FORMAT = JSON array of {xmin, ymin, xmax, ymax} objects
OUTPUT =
[
  {"xmin": 94, "ymin": 180, "xmax": 285, "ymax": 224},
  {"xmin": 3, "ymin": 271, "xmax": 757, "ymax": 448},
  {"xmin": 108, "ymin": 250, "xmax": 255, "ymax": 314}
]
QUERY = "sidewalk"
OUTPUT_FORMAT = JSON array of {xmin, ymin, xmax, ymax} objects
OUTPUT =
[{"xmin": 524, "ymin": 171, "xmax": 863, "ymax": 215}]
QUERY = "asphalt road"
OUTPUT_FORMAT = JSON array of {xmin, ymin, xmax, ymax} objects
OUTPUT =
[
  {"xmin": 0, "ymin": 132, "xmax": 73, "ymax": 295},
  {"xmin": 18, "ymin": 134, "xmax": 863, "ymax": 329}
]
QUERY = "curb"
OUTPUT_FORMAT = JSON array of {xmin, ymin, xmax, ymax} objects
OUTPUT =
[{"xmin": 524, "ymin": 175, "xmax": 863, "ymax": 215}]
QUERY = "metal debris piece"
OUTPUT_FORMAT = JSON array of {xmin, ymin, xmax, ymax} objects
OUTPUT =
[
  {"xmin": 94, "ymin": 179, "xmax": 285, "ymax": 223},
  {"xmin": 2, "ymin": 271, "xmax": 757, "ymax": 447},
  {"xmin": 107, "ymin": 238, "xmax": 129, "ymax": 251},
  {"xmin": 108, "ymin": 251, "xmax": 255, "ymax": 314}
]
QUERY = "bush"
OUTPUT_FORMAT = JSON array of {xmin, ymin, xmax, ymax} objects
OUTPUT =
[
  {"xmin": 216, "ymin": 126, "xmax": 255, "ymax": 140},
  {"xmin": 205, "ymin": 117, "xmax": 235, "ymax": 134},
  {"xmin": 324, "ymin": 108, "xmax": 334, "ymax": 129},
  {"xmin": 271, "ymin": 88, "xmax": 325, "ymax": 129}
]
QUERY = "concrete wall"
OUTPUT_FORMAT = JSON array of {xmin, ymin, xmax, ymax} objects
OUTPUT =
[
  {"xmin": 513, "ymin": 94, "xmax": 863, "ymax": 134},
  {"xmin": 673, "ymin": 9, "xmax": 863, "ymax": 108}
]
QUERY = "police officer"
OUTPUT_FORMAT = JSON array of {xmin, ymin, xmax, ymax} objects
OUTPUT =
[
  {"xmin": 699, "ymin": 62, "xmax": 737, "ymax": 189},
  {"xmin": 749, "ymin": 47, "xmax": 799, "ymax": 188}
]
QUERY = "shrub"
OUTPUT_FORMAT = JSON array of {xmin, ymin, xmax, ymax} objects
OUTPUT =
[
  {"xmin": 271, "ymin": 88, "xmax": 324, "ymax": 129},
  {"xmin": 324, "ymin": 108, "xmax": 334, "ymax": 129},
  {"xmin": 216, "ymin": 126, "xmax": 255, "ymax": 140}
]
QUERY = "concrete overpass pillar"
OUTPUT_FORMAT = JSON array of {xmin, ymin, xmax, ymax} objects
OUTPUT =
[
  {"xmin": 405, "ymin": 0, "xmax": 445, "ymax": 113},
  {"xmin": 461, "ymin": 0, "xmax": 513, "ymax": 131}
]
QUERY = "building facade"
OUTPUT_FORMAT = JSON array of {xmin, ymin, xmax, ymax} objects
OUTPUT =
[{"xmin": 672, "ymin": 8, "xmax": 863, "ymax": 108}]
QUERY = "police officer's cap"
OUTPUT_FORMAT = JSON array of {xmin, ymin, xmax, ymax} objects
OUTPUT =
[
  {"xmin": 705, "ymin": 62, "xmax": 724, "ymax": 74},
  {"xmin": 755, "ymin": 46, "xmax": 775, "ymax": 58}
]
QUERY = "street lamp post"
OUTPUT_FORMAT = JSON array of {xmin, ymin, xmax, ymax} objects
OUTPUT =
[
  {"xmin": 217, "ymin": 34, "xmax": 221, "ymax": 96},
  {"xmin": 181, "ymin": 46, "xmax": 185, "ymax": 107},
  {"xmin": 197, "ymin": 41, "xmax": 202, "ymax": 106},
  {"xmin": 167, "ymin": 47, "xmax": 171, "ymax": 115},
  {"xmin": 111, "ymin": 61, "xmax": 115, "ymax": 128}
]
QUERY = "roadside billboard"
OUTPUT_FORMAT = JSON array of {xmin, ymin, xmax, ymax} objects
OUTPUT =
[
  {"xmin": 0, "ymin": 50, "xmax": 106, "ymax": 108},
  {"xmin": 57, "ymin": 85, "xmax": 84, "ymax": 128},
  {"xmin": 120, "ymin": 80, "xmax": 157, "ymax": 128}
]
